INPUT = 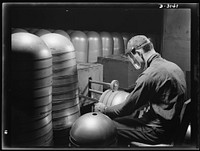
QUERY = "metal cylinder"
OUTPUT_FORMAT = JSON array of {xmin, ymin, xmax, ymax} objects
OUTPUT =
[
  {"xmin": 99, "ymin": 89, "xmax": 129, "ymax": 107},
  {"xmin": 69, "ymin": 112, "xmax": 117, "ymax": 147},
  {"xmin": 40, "ymin": 33, "xmax": 80, "ymax": 145},
  {"xmin": 112, "ymin": 32, "xmax": 125, "ymax": 55},
  {"xmin": 70, "ymin": 31, "xmax": 88, "ymax": 63},
  {"xmin": 100, "ymin": 31, "xmax": 114, "ymax": 57},
  {"xmin": 11, "ymin": 32, "xmax": 53, "ymax": 147},
  {"xmin": 87, "ymin": 31, "xmax": 103, "ymax": 63},
  {"xmin": 121, "ymin": 32, "xmax": 130, "ymax": 50}
]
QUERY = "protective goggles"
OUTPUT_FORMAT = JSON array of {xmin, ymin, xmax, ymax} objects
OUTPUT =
[{"xmin": 125, "ymin": 47, "xmax": 142, "ymax": 70}]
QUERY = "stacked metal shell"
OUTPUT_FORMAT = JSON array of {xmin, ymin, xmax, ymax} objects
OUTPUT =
[
  {"xmin": 40, "ymin": 33, "xmax": 80, "ymax": 145},
  {"xmin": 11, "ymin": 32, "xmax": 53, "ymax": 147}
]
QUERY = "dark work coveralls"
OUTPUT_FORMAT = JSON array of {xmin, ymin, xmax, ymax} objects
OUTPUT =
[{"xmin": 103, "ymin": 53, "xmax": 187, "ymax": 145}]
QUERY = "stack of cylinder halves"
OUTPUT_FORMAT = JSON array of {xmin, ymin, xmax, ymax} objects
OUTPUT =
[{"xmin": 11, "ymin": 29, "xmax": 81, "ymax": 147}]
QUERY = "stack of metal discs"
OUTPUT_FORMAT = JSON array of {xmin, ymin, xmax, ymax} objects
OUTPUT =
[
  {"xmin": 11, "ymin": 32, "xmax": 53, "ymax": 147},
  {"xmin": 40, "ymin": 33, "xmax": 80, "ymax": 146}
]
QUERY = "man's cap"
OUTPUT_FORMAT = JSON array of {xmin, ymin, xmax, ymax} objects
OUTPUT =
[{"xmin": 125, "ymin": 35, "xmax": 150, "ymax": 54}]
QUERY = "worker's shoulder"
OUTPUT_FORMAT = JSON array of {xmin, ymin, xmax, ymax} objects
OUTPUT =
[{"xmin": 151, "ymin": 57, "xmax": 182, "ymax": 72}]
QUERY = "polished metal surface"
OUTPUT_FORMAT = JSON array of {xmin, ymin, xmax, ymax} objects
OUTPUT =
[
  {"xmin": 41, "ymin": 33, "xmax": 80, "ymax": 132},
  {"xmin": 87, "ymin": 31, "xmax": 103, "ymax": 63},
  {"xmin": 99, "ymin": 89, "xmax": 129, "ymax": 106},
  {"xmin": 11, "ymin": 32, "xmax": 53, "ymax": 146},
  {"xmin": 112, "ymin": 32, "xmax": 125, "ymax": 55},
  {"xmin": 100, "ymin": 31, "xmax": 114, "ymax": 57},
  {"xmin": 70, "ymin": 31, "xmax": 88, "ymax": 63},
  {"xmin": 69, "ymin": 112, "xmax": 117, "ymax": 147}
]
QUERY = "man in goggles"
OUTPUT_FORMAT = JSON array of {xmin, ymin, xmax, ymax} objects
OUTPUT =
[
  {"xmin": 94, "ymin": 35, "xmax": 187, "ymax": 146},
  {"xmin": 125, "ymin": 35, "xmax": 152, "ymax": 70}
]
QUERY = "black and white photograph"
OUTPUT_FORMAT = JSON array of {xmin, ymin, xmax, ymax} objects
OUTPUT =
[{"xmin": 2, "ymin": 2, "xmax": 199, "ymax": 150}]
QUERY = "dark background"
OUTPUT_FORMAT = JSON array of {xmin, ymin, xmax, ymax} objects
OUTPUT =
[{"xmin": 9, "ymin": 4, "xmax": 163, "ymax": 34}]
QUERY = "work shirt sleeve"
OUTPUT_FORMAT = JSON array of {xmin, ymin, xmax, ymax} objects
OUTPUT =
[{"xmin": 104, "ymin": 73, "xmax": 155, "ymax": 119}]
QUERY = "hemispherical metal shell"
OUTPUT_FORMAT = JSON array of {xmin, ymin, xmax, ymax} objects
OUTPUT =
[
  {"xmin": 52, "ymin": 94, "xmax": 79, "ymax": 104},
  {"xmin": 29, "ymin": 102, "xmax": 52, "ymax": 119},
  {"xmin": 53, "ymin": 111, "xmax": 80, "ymax": 131},
  {"xmin": 106, "ymin": 91, "xmax": 119, "ymax": 107},
  {"xmin": 13, "ymin": 120, "xmax": 53, "ymax": 144},
  {"xmin": 69, "ymin": 112, "xmax": 116, "ymax": 147},
  {"xmin": 40, "ymin": 33, "xmax": 75, "ymax": 54},
  {"xmin": 12, "ymin": 58, "xmax": 52, "ymax": 70},
  {"xmin": 12, "ymin": 85, "xmax": 52, "ymax": 98},
  {"xmin": 102, "ymin": 90, "xmax": 113, "ymax": 106},
  {"xmin": 12, "ymin": 33, "xmax": 52, "ymax": 60},
  {"xmin": 27, "ymin": 128, "xmax": 53, "ymax": 146},
  {"xmin": 52, "ymin": 96, "xmax": 79, "ymax": 111},
  {"xmin": 17, "ymin": 113, "xmax": 52, "ymax": 132},
  {"xmin": 99, "ymin": 90, "xmax": 129, "ymax": 107},
  {"xmin": 52, "ymin": 103, "xmax": 80, "ymax": 130},
  {"xmin": 52, "ymin": 58, "xmax": 76, "ymax": 70},
  {"xmin": 12, "ymin": 75, "xmax": 52, "ymax": 89},
  {"xmin": 12, "ymin": 94, "xmax": 52, "ymax": 108},
  {"xmin": 52, "ymin": 103, "xmax": 80, "ymax": 119},
  {"xmin": 12, "ymin": 101, "xmax": 52, "ymax": 121},
  {"xmin": 52, "ymin": 51, "xmax": 76, "ymax": 62},
  {"xmin": 111, "ymin": 91, "xmax": 129, "ymax": 106},
  {"xmin": 53, "ymin": 74, "xmax": 78, "ymax": 85},
  {"xmin": 12, "ymin": 67, "xmax": 52, "ymax": 80},
  {"xmin": 53, "ymin": 65, "xmax": 77, "ymax": 78},
  {"xmin": 99, "ymin": 89, "xmax": 110, "ymax": 104},
  {"xmin": 13, "ymin": 128, "xmax": 53, "ymax": 147},
  {"xmin": 52, "ymin": 88, "xmax": 78, "ymax": 100},
  {"xmin": 52, "ymin": 81, "xmax": 78, "ymax": 93}
]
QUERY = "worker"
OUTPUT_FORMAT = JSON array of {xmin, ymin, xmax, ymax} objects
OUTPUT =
[{"xmin": 94, "ymin": 35, "xmax": 187, "ymax": 146}]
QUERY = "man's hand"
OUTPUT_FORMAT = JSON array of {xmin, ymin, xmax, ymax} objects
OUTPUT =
[{"xmin": 94, "ymin": 102, "xmax": 107, "ymax": 113}]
